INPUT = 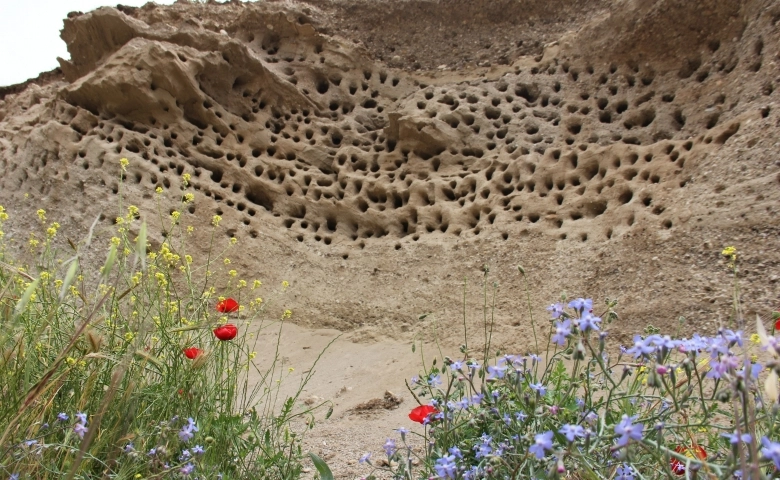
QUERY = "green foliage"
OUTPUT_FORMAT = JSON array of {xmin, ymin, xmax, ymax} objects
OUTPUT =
[
  {"xmin": 363, "ymin": 264, "xmax": 780, "ymax": 479},
  {"xmin": 0, "ymin": 170, "xmax": 329, "ymax": 479}
]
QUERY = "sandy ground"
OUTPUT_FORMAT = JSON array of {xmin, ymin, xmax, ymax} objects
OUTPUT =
[{"xmin": 250, "ymin": 322, "xmax": 446, "ymax": 479}]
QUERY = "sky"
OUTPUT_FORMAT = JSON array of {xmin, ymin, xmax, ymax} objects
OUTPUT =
[{"xmin": 0, "ymin": 0, "xmax": 177, "ymax": 87}]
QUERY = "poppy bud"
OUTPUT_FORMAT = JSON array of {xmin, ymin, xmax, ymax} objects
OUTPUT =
[{"xmin": 183, "ymin": 347, "xmax": 202, "ymax": 359}]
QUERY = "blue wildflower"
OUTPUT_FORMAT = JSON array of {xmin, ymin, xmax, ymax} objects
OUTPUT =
[
  {"xmin": 583, "ymin": 411, "xmax": 598, "ymax": 425},
  {"xmin": 626, "ymin": 335, "xmax": 655, "ymax": 358},
  {"xmin": 180, "ymin": 463, "xmax": 194, "ymax": 476},
  {"xmin": 474, "ymin": 434, "xmax": 493, "ymax": 458},
  {"xmin": 359, "ymin": 452, "xmax": 371, "ymax": 464},
  {"xmin": 559, "ymin": 424, "xmax": 586, "ymax": 442},
  {"xmin": 383, "ymin": 438, "xmax": 396, "ymax": 457},
  {"xmin": 615, "ymin": 464, "xmax": 635, "ymax": 480},
  {"xmin": 722, "ymin": 432, "xmax": 752, "ymax": 444},
  {"xmin": 761, "ymin": 437, "xmax": 780, "ymax": 470},
  {"xmin": 191, "ymin": 445, "xmax": 205, "ymax": 455},
  {"xmin": 529, "ymin": 383, "xmax": 547, "ymax": 396},
  {"xmin": 434, "ymin": 454, "xmax": 458, "ymax": 479},
  {"xmin": 487, "ymin": 364, "xmax": 507, "ymax": 380},
  {"xmin": 568, "ymin": 298, "xmax": 592, "ymax": 313},
  {"xmin": 579, "ymin": 313, "xmax": 601, "ymax": 332},
  {"xmin": 614, "ymin": 415, "xmax": 643, "ymax": 447},
  {"xmin": 515, "ymin": 411, "xmax": 528, "ymax": 422},
  {"xmin": 451, "ymin": 361, "xmax": 463, "ymax": 371},
  {"xmin": 547, "ymin": 303, "xmax": 564, "ymax": 319},
  {"xmin": 552, "ymin": 319, "xmax": 572, "ymax": 346},
  {"xmin": 529, "ymin": 431, "xmax": 553, "ymax": 459},
  {"xmin": 74, "ymin": 423, "xmax": 88, "ymax": 439},
  {"xmin": 57, "ymin": 412, "xmax": 69, "ymax": 422},
  {"xmin": 178, "ymin": 419, "xmax": 198, "ymax": 443}
]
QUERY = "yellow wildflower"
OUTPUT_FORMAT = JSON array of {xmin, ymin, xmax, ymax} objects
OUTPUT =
[
  {"xmin": 36, "ymin": 209, "xmax": 46, "ymax": 222},
  {"xmin": 182, "ymin": 173, "xmax": 191, "ymax": 187},
  {"xmin": 751, "ymin": 333, "xmax": 761, "ymax": 345},
  {"xmin": 111, "ymin": 237, "xmax": 121, "ymax": 247},
  {"xmin": 0, "ymin": 205, "xmax": 8, "ymax": 221},
  {"xmin": 283, "ymin": 309, "xmax": 292, "ymax": 319},
  {"xmin": 119, "ymin": 157, "xmax": 129, "ymax": 171},
  {"xmin": 229, "ymin": 270, "xmax": 237, "ymax": 277},
  {"xmin": 238, "ymin": 279, "xmax": 247, "ymax": 288},
  {"xmin": 281, "ymin": 280, "xmax": 289, "ymax": 290},
  {"xmin": 252, "ymin": 280, "xmax": 262, "ymax": 289},
  {"xmin": 46, "ymin": 222, "xmax": 60, "ymax": 238},
  {"xmin": 223, "ymin": 258, "xmax": 231, "ymax": 265},
  {"xmin": 230, "ymin": 237, "xmax": 237, "ymax": 245},
  {"xmin": 185, "ymin": 255, "xmax": 193, "ymax": 264},
  {"xmin": 171, "ymin": 211, "xmax": 181, "ymax": 223},
  {"xmin": 183, "ymin": 193, "xmax": 194, "ymax": 203},
  {"xmin": 212, "ymin": 215, "xmax": 222, "ymax": 227},
  {"xmin": 156, "ymin": 186, "xmax": 163, "ymax": 194}
]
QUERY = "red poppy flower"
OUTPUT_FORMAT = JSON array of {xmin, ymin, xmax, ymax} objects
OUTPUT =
[
  {"xmin": 183, "ymin": 347, "xmax": 202, "ymax": 359},
  {"xmin": 775, "ymin": 318, "xmax": 780, "ymax": 331},
  {"xmin": 213, "ymin": 324, "xmax": 238, "ymax": 341},
  {"xmin": 408, "ymin": 405, "xmax": 438, "ymax": 424},
  {"xmin": 670, "ymin": 445, "xmax": 707, "ymax": 475},
  {"xmin": 216, "ymin": 298, "xmax": 240, "ymax": 313}
]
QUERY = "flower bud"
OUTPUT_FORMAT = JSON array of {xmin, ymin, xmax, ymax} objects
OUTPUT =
[{"xmin": 574, "ymin": 341, "xmax": 586, "ymax": 360}]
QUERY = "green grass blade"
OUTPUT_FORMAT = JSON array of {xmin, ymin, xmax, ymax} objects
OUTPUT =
[{"xmin": 308, "ymin": 452, "xmax": 334, "ymax": 480}]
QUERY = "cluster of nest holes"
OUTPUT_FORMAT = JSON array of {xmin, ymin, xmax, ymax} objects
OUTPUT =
[{"xmin": 51, "ymin": 42, "xmax": 760, "ymax": 250}]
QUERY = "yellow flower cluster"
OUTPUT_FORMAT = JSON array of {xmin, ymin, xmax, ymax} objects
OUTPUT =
[
  {"xmin": 0, "ymin": 205, "xmax": 8, "ymax": 221},
  {"xmin": 46, "ymin": 222, "xmax": 60, "ymax": 238},
  {"xmin": 119, "ymin": 157, "xmax": 129, "ymax": 171},
  {"xmin": 249, "ymin": 297, "xmax": 263, "ymax": 309},
  {"xmin": 212, "ymin": 215, "xmax": 222, "ymax": 227},
  {"xmin": 722, "ymin": 245, "xmax": 737, "ymax": 268},
  {"xmin": 36, "ymin": 209, "xmax": 46, "ymax": 222},
  {"xmin": 159, "ymin": 243, "xmax": 181, "ymax": 266}
]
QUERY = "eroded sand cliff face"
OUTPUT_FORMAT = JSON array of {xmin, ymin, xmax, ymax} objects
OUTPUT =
[
  {"xmin": 1, "ymin": 0, "xmax": 779, "ymax": 476},
  {"xmin": 1, "ymin": 0, "xmax": 779, "ymax": 358}
]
